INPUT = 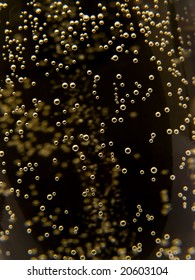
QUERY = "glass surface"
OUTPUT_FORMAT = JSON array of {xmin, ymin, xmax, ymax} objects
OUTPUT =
[{"xmin": 0, "ymin": 0, "xmax": 195, "ymax": 259}]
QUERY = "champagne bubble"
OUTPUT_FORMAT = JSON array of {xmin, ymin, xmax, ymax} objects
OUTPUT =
[
  {"xmin": 72, "ymin": 145, "xmax": 79, "ymax": 152},
  {"xmin": 124, "ymin": 147, "xmax": 131, "ymax": 154},
  {"xmin": 54, "ymin": 99, "xmax": 60, "ymax": 105}
]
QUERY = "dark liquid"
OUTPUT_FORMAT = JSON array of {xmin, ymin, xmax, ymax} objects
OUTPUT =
[{"xmin": 0, "ymin": 0, "xmax": 195, "ymax": 260}]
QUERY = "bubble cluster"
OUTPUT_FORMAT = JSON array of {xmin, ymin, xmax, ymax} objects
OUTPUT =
[{"xmin": 0, "ymin": 0, "xmax": 195, "ymax": 260}]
